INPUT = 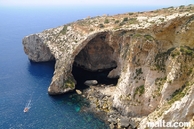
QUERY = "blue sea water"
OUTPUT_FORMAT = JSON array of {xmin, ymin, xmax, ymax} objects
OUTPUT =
[{"xmin": 0, "ymin": 6, "xmax": 164, "ymax": 129}]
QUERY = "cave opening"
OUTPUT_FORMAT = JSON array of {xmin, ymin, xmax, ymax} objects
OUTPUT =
[
  {"xmin": 72, "ymin": 32, "xmax": 119, "ymax": 90},
  {"xmin": 72, "ymin": 63, "xmax": 119, "ymax": 90}
]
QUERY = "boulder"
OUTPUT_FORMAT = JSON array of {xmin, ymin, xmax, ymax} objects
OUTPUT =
[
  {"xmin": 84, "ymin": 80, "xmax": 98, "ymax": 86},
  {"xmin": 120, "ymin": 116, "xmax": 130, "ymax": 128},
  {"xmin": 75, "ymin": 89, "xmax": 82, "ymax": 95}
]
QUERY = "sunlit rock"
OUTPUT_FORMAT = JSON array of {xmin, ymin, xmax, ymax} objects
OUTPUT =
[{"xmin": 22, "ymin": 5, "xmax": 194, "ymax": 128}]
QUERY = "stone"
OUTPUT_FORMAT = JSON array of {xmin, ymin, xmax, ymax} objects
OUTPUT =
[
  {"xmin": 82, "ymin": 95, "xmax": 85, "ymax": 97},
  {"xmin": 108, "ymin": 116, "xmax": 117, "ymax": 125},
  {"xmin": 84, "ymin": 80, "xmax": 98, "ymax": 86},
  {"xmin": 109, "ymin": 123, "xmax": 115, "ymax": 129},
  {"xmin": 75, "ymin": 89, "xmax": 82, "ymax": 95},
  {"xmin": 120, "ymin": 116, "xmax": 130, "ymax": 128},
  {"xmin": 129, "ymin": 118, "xmax": 140, "ymax": 129}
]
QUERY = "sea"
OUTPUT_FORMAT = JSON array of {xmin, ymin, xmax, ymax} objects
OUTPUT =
[{"xmin": 0, "ymin": 5, "xmax": 163, "ymax": 129}]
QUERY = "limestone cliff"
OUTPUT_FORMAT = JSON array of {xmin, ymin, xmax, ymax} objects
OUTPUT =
[{"xmin": 23, "ymin": 5, "xmax": 194, "ymax": 129}]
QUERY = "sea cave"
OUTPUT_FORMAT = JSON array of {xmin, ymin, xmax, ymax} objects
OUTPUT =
[{"xmin": 72, "ymin": 32, "xmax": 119, "ymax": 89}]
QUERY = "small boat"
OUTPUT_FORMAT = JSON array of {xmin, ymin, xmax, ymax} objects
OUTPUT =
[
  {"xmin": 23, "ymin": 107, "xmax": 29, "ymax": 113},
  {"xmin": 24, "ymin": 99, "xmax": 31, "ymax": 113}
]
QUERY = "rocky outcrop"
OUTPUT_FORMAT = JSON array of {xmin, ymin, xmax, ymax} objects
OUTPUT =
[
  {"xmin": 22, "ymin": 33, "xmax": 54, "ymax": 62},
  {"xmin": 139, "ymin": 84, "xmax": 194, "ymax": 128},
  {"xmin": 23, "ymin": 5, "xmax": 194, "ymax": 129}
]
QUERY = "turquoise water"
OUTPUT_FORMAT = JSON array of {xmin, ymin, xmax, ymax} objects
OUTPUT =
[{"xmin": 0, "ymin": 6, "xmax": 163, "ymax": 129}]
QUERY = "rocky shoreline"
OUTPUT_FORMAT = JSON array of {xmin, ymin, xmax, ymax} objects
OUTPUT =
[
  {"xmin": 23, "ymin": 5, "xmax": 194, "ymax": 129},
  {"xmin": 77, "ymin": 84, "xmax": 140, "ymax": 129}
]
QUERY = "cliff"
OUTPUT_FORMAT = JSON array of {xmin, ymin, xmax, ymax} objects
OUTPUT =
[{"xmin": 23, "ymin": 5, "xmax": 194, "ymax": 129}]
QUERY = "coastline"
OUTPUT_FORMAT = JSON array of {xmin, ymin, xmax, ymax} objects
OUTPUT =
[
  {"xmin": 78, "ymin": 84, "xmax": 139, "ymax": 129},
  {"xmin": 22, "ymin": 5, "xmax": 194, "ymax": 128}
]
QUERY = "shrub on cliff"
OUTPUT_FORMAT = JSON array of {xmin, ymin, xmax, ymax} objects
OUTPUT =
[
  {"xmin": 123, "ymin": 17, "xmax": 128, "ymax": 22},
  {"xmin": 99, "ymin": 24, "xmax": 105, "ymax": 28},
  {"xmin": 104, "ymin": 19, "xmax": 109, "ymax": 24},
  {"xmin": 133, "ymin": 85, "xmax": 145, "ymax": 98},
  {"xmin": 61, "ymin": 25, "xmax": 68, "ymax": 35}
]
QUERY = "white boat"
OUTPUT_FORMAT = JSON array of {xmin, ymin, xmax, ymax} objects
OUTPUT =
[
  {"xmin": 24, "ymin": 100, "xmax": 31, "ymax": 113},
  {"xmin": 23, "ymin": 107, "xmax": 29, "ymax": 113}
]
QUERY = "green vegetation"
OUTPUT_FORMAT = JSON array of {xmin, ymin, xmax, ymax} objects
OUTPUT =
[
  {"xmin": 119, "ymin": 17, "xmax": 128, "ymax": 26},
  {"xmin": 128, "ymin": 18, "xmax": 138, "ymax": 24},
  {"xmin": 168, "ymin": 80, "xmax": 172, "ymax": 84},
  {"xmin": 138, "ymin": 12, "xmax": 144, "ymax": 14},
  {"xmin": 144, "ymin": 34, "xmax": 154, "ymax": 41},
  {"xmin": 99, "ymin": 23, "xmax": 105, "ymax": 28},
  {"xmin": 136, "ymin": 68, "xmax": 143, "ymax": 76},
  {"xmin": 123, "ymin": 17, "xmax": 128, "ymax": 22},
  {"xmin": 119, "ymin": 31, "xmax": 127, "ymax": 36},
  {"xmin": 134, "ymin": 85, "xmax": 145, "ymax": 98},
  {"xmin": 179, "ymin": 5, "xmax": 185, "ymax": 8},
  {"xmin": 104, "ymin": 19, "xmax": 109, "ymax": 24},
  {"xmin": 64, "ymin": 77, "xmax": 75, "ymax": 89},
  {"xmin": 180, "ymin": 46, "xmax": 194, "ymax": 56},
  {"xmin": 168, "ymin": 82, "xmax": 190, "ymax": 105},
  {"xmin": 159, "ymin": 18, "xmax": 165, "ymax": 22},
  {"xmin": 121, "ymin": 43, "xmax": 130, "ymax": 59},
  {"xmin": 175, "ymin": 46, "xmax": 194, "ymax": 77},
  {"xmin": 154, "ymin": 47, "xmax": 175, "ymax": 71},
  {"xmin": 134, "ymin": 68, "xmax": 143, "ymax": 79},
  {"xmin": 128, "ymin": 12, "xmax": 134, "ymax": 15},
  {"xmin": 153, "ymin": 77, "xmax": 167, "ymax": 98},
  {"xmin": 119, "ymin": 22, "xmax": 125, "ymax": 26},
  {"xmin": 90, "ymin": 28, "xmax": 94, "ymax": 31},
  {"xmin": 114, "ymin": 20, "xmax": 120, "ymax": 24},
  {"xmin": 187, "ymin": 68, "xmax": 193, "ymax": 75},
  {"xmin": 171, "ymin": 49, "xmax": 180, "ymax": 58},
  {"xmin": 61, "ymin": 25, "xmax": 68, "ymax": 35},
  {"xmin": 119, "ymin": 17, "xmax": 137, "ymax": 26},
  {"xmin": 155, "ymin": 77, "xmax": 167, "ymax": 86},
  {"xmin": 133, "ymin": 33, "xmax": 142, "ymax": 38},
  {"xmin": 167, "ymin": 6, "xmax": 174, "ymax": 9}
]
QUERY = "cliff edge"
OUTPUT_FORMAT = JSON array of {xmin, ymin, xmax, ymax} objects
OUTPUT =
[{"xmin": 23, "ymin": 5, "xmax": 194, "ymax": 129}]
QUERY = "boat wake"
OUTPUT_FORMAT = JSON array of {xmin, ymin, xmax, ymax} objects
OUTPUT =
[{"xmin": 24, "ymin": 100, "xmax": 31, "ymax": 113}]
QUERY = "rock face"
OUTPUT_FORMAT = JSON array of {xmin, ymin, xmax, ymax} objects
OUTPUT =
[
  {"xmin": 74, "ymin": 32, "xmax": 117, "ymax": 71},
  {"xmin": 22, "ymin": 34, "xmax": 54, "ymax": 62},
  {"xmin": 22, "ymin": 5, "xmax": 194, "ymax": 129}
]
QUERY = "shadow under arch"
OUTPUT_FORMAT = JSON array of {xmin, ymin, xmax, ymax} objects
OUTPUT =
[{"xmin": 71, "ymin": 31, "xmax": 120, "ymax": 90}]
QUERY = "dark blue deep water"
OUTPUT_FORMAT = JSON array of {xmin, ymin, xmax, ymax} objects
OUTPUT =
[{"xmin": 0, "ymin": 6, "xmax": 163, "ymax": 129}]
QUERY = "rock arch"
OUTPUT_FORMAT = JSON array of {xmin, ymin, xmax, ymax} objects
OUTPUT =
[
  {"xmin": 48, "ymin": 31, "xmax": 122, "ymax": 95},
  {"xmin": 22, "ymin": 28, "xmax": 127, "ymax": 95}
]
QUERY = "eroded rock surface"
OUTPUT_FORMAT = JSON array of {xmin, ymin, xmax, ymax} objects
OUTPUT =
[
  {"xmin": 22, "ymin": 34, "xmax": 54, "ymax": 62},
  {"xmin": 23, "ymin": 5, "xmax": 194, "ymax": 129}
]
